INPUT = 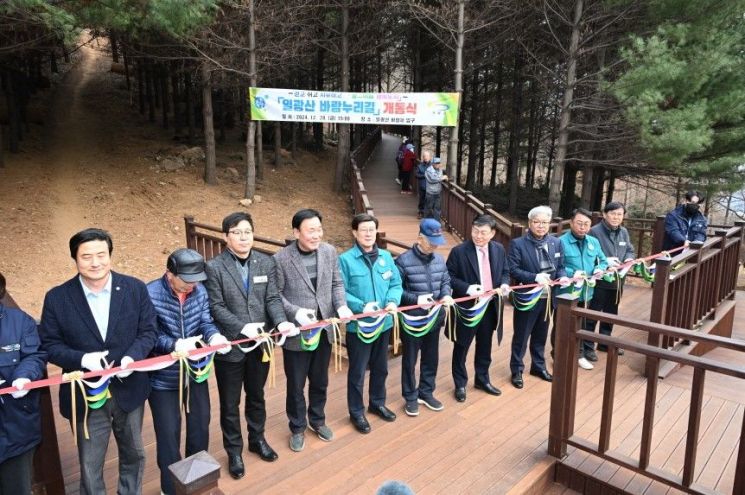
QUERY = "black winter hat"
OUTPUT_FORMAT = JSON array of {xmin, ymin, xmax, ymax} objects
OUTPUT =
[{"xmin": 167, "ymin": 248, "xmax": 207, "ymax": 282}]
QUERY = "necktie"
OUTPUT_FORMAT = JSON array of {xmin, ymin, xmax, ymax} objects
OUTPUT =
[{"xmin": 479, "ymin": 246, "xmax": 493, "ymax": 290}]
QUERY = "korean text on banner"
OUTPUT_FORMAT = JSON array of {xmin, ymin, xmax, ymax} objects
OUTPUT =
[{"xmin": 249, "ymin": 88, "xmax": 460, "ymax": 127}]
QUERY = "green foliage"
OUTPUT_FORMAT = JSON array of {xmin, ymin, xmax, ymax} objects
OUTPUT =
[
  {"xmin": 611, "ymin": 0, "xmax": 745, "ymax": 194},
  {"xmin": 2, "ymin": 0, "xmax": 79, "ymax": 44}
]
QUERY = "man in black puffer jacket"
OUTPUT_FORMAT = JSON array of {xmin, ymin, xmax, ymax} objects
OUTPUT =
[
  {"xmin": 395, "ymin": 219, "xmax": 453, "ymax": 417},
  {"xmin": 147, "ymin": 249, "xmax": 232, "ymax": 495}
]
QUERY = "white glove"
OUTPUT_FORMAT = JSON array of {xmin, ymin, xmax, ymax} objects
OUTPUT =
[
  {"xmin": 592, "ymin": 268, "xmax": 604, "ymax": 276},
  {"xmin": 11, "ymin": 378, "xmax": 31, "ymax": 399},
  {"xmin": 278, "ymin": 321, "xmax": 300, "ymax": 337},
  {"xmin": 174, "ymin": 336, "xmax": 202, "ymax": 353},
  {"xmin": 558, "ymin": 276, "xmax": 572, "ymax": 287},
  {"xmin": 499, "ymin": 283, "xmax": 511, "ymax": 296},
  {"xmin": 118, "ymin": 356, "xmax": 134, "ymax": 378},
  {"xmin": 240, "ymin": 323, "xmax": 264, "ymax": 340},
  {"xmin": 363, "ymin": 302, "xmax": 380, "ymax": 314},
  {"xmin": 209, "ymin": 334, "xmax": 232, "ymax": 355},
  {"xmin": 606, "ymin": 257, "xmax": 620, "ymax": 268},
  {"xmin": 384, "ymin": 302, "xmax": 398, "ymax": 312},
  {"xmin": 534, "ymin": 273, "xmax": 551, "ymax": 285},
  {"xmin": 337, "ymin": 305, "xmax": 354, "ymax": 319},
  {"xmin": 441, "ymin": 295, "xmax": 455, "ymax": 306},
  {"xmin": 466, "ymin": 284, "xmax": 484, "ymax": 296},
  {"xmin": 81, "ymin": 350, "xmax": 109, "ymax": 371},
  {"xmin": 295, "ymin": 308, "xmax": 317, "ymax": 327},
  {"xmin": 573, "ymin": 270, "xmax": 586, "ymax": 279},
  {"xmin": 417, "ymin": 293, "xmax": 434, "ymax": 307}
]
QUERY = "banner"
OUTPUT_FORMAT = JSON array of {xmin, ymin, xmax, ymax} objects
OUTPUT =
[{"xmin": 249, "ymin": 88, "xmax": 460, "ymax": 127}]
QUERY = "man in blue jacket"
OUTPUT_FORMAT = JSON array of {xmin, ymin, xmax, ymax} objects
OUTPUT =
[
  {"xmin": 508, "ymin": 206, "xmax": 566, "ymax": 389},
  {"xmin": 39, "ymin": 228, "xmax": 157, "ymax": 495},
  {"xmin": 339, "ymin": 214, "xmax": 402, "ymax": 433},
  {"xmin": 0, "ymin": 273, "xmax": 47, "ymax": 494},
  {"xmin": 395, "ymin": 219, "xmax": 452, "ymax": 416},
  {"xmin": 662, "ymin": 190, "xmax": 708, "ymax": 251},
  {"xmin": 415, "ymin": 151, "xmax": 431, "ymax": 218},
  {"xmin": 147, "ymin": 249, "xmax": 231, "ymax": 495},
  {"xmin": 559, "ymin": 208, "xmax": 608, "ymax": 369}
]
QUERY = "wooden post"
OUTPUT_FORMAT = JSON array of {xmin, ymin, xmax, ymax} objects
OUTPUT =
[
  {"xmin": 687, "ymin": 241, "xmax": 704, "ymax": 330},
  {"xmin": 464, "ymin": 191, "xmax": 472, "ymax": 240},
  {"xmin": 184, "ymin": 215, "xmax": 196, "ymax": 250},
  {"xmin": 548, "ymin": 294, "xmax": 580, "ymax": 458},
  {"xmin": 169, "ymin": 450, "xmax": 223, "ymax": 495},
  {"xmin": 377, "ymin": 231, "xmax": 388, "ymax": 250},
  {"xmin": 652, "ymin": 215, "xmax": 666, "ymax": 255}
]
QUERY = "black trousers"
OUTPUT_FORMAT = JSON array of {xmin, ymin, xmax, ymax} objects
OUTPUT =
[
  {"xmin": 283, "ymin": 337, "xmax": 332, "ymax": 433},
  {"xmin": 214, "ymin": 351, "xmax": 270, "ymax": 456},
  {"xmin": 582, "ymin": 286, "xmax": 620, "ymax": 352},
  {"xmin": 149, "ymin": 382, "xmax": 210, "ymax": 495},
  {"xmin": 346, "ymin": 330, "xmax": 389, "ymax": 416},
  {"xmin": 417, "ymin": 187, "xmax": 426, "ymax": 213},
  {"xmin": 399, "ymin": 170, "xmax": 412, "ymax": 191},
  {"xmin": 0, "ymin": 448, "xmax": 34, "ymax": 495},
  {"xmin": 452, "ymin": 303, "xmax": 498, "ymax": 388},
  {"xmin": 401, "ymin": 326, "xmax": 440, "ymax": 403},
  {"xmin": 511, "ymin": 299, "xmax": 550, "ymax": 374}
]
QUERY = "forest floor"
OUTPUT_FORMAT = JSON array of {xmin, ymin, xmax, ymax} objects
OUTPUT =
[{"xmin": 0, "ymin": 37, "xmax": 352, "ymax": 318}]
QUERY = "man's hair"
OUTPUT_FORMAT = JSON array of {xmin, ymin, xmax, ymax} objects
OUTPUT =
[
  {"xmin": 69, "ymin": 228, "xmax": 113, "ymax": 259},
  {"xmin": 571, "ymin": 208, "xmax": 593, "ymax": 221},
  {"xmin": 292, "ymin": 209, "xmax": 322, "ymax": 230},
  {"xmin": 685, "ymin": 190, "xmax": 704, "ymax": 202},
  {"xmin": 352, "ymin": 213, "xmax": 378, "ymax": 230},
  {"xmin": 222, "ymin": 212, "xmax": 254, "ymax": 234},
  {"xmin": 528, "ymin": 205, "xmax": 552, "ymax": 221},
  {"xmin": 472, "ymin": 214, "xmax": 497, "ymax": 231},
  {"xmin": 603, "ymin": 201, "xmax": 626, "ymax": 213},
  {"xmin": 0, "ymin": 272, "xmax": 6, "ymax": 300}
]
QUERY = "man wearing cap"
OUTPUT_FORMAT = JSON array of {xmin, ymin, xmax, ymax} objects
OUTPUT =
[
  {"xmin": 338, "ymin": 214, "xmax": 403, "ymax": 434},
  {"xmin": 395, "ymin": 219, "xmax": 452, "ymax": 416},
  {"xmin": 39, "ymin": 228, "xmax": 157, "ymax": 495},
  {"xmin": 446, "ymin": 214, "xmax": 510, "ymax": 402},
  {"xmin": 424, "ymin": 157, "xmax": 447, "ymax": 219},
  {"xmin": 273, "ymin": 209, "xmax": 351, "ymax": 452},
  {"xmin": 146, "ymin": 249, "xmax": 231, "ymax": 494},
  {"xmin": 204, "ymin": 212, "xmax": 292, "ymax": 478}
]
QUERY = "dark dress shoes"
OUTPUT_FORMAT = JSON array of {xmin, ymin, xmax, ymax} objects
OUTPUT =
[
  {"xmin": 228, "ymin": 454, "xmax": 245, "ymax": 479},
  {"xmin": 474, "ymin": 381, "xmax": 502, "ymax": 396},
  {"xmin": 351, "ymin": 414, "xmax": 371, "ymax": 434},
  {"xmin": 511, "ymin": 372, "xmax": 524, "ymax": 389},
  {"xmin": 248, "ymin": 438, "xmax": 278, "ymax": 462},
  {"xmin": 530, "ymin": 368, "xmax": 553, "ymax": 382},
  {"xmin": 368, "ymin": 405, "xmax": 397, "ymax": 422},
  {"xmin": 454, "ymin": 387, "xmax": 467, "ymax": 402}
]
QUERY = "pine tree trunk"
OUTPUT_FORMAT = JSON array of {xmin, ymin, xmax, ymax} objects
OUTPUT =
[
  {"xmin": 171, "ymin": 62, "xmax": 181, "ymax": 137},
  {"xmin": 160, "ymin": 64, "xmax": 169, "ymax": 129},
  {"xmin": 447, "ymin": 0, "xmax": 465, "ymax": 179},
  {"xmin": 507, "ymin": 50, "xmax": 524, "ymax": 215},
  {"xmin": 202, "ymin": 64, "xmax": 217, "ymax": 185},
  {"xmin": 490, "ymin": 60, "xmax": 503, "ymax": 188},
  {"xmin": 137, "ymin": 60, "xmax": 145, "ymax": 115},
  {"xmin": 274, "ymin": 121, "xmax": 282, "ymax": 167},
  {"xmin": 146, "ymin": 60, "xmax": 156, "ymax": 123},
  {"xmin": 313, "ymin": 46, "xmax": 325, "ymax": 151},
  {"xmin": 333, "ymin": 0, "xmax": 350, "ymax": 193},
  {"xmin": 185, "ymin": 70, "xmax": 195, "ymax": 145},
  {"xmin": 465, "ymin": 69, "xmax": 479, "ymax": 190},
  {"xmin": 245, "ymin": 0, "xmax": 257, "ymax": 199}
]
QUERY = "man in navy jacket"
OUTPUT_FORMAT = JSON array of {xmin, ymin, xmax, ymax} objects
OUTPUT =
[
  {"xmin": 447, "ymin": 215, "xmax": 510, "ymax": 402},
  {"xmin": 147, "ymin": 249, "xmax": 231, "ymax": 494},
  {"xmin": 39, "ymin": 228, "xmax": 157, "ymax": 495},
  {"xmin": 662, "ymin": 190, "xmax": 708, "ymax": 250},
  {"xmin": 0, "ymin": 273, "xmax": 47, "ymax": 494}
]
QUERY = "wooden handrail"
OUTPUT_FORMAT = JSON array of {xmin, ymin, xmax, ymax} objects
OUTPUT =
[
  {"xmin": 348, "ymin": 127, "xmax": 381, "ymax": 217},
  {"xmin": 183, "ymin": 215, "xmax": 290, "ymax": 260},
  {"xmin": 550, "ymin": 295, "xmax": 745, "ymax": 495}
]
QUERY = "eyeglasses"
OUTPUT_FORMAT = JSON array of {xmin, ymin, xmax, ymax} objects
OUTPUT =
[
  {"xmin": 229, "ymin": 229, "xmax": 254, "ymax": 237},
  {"xmin": 356, "ymin": 228, "xmax": 377, "ymax": 234},
  {"xmin": 530, "ymin": 220, "xmax": 550, "ymax": 226}
]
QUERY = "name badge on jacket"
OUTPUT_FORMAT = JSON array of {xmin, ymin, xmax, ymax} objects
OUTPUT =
[
  {"xmin": 554, "ymin": 252, "xmax": 561, "ymax": 258},
  {"xmin": 382, "ymin": 270, "xmax": 393, "ymax": 280},
  {"xmin": 619, "ymin": 241, "xmax": 627, "ymax": 246},
  {"xmin": 253, "ymin": 275, "xmax": 268, "ymax": 284}
]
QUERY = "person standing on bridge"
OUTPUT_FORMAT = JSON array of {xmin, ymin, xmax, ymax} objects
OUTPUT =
[
  {"xmin": 446, "ymin": 214, "xmax": 511, "ymax": 403},
  {"xmin": 395, "ymin": 219, "xmax": 452, "ymax": 416},
  {"xmin": 415, "ymin": 150, "xmax": 432, "ymax": 218},
  {"xmin": 0, "ymin": 273, "xmax": 47, "ymax": 495},
  {"xmin": 399, "ymin": 143, "xmax": 417, "ymax": 194},
  {"xmin": 662, "ymin": 190, "xmax": 708, "ymax": 251},
  {"xmin": 146, "ymin": 249, "xmax": 231, "ymax": 492},
  {"xmin": 508, "ymin": 207, "xmax": 566, "ymax": 389},
  {"xmin": 204, "ymin": 212, "xmax": 294, "ymax": 478},
  {"xmin": 582, "ymin": 202, "xmax": 635, "ymax": 357},
  {"xmin": 39, "ymin": 228, "xmax": 157, "ymax": 495},
  {"xmin": 339, "ymin": 214, "xmax": 402, "ymax": 434},
  {"xmin": 274, "ymin": 209, "xmax": 352, "ymax": 452},
  {"xmin": 424, "ymin": 157, "xmax": 448, "ymax": 220}
]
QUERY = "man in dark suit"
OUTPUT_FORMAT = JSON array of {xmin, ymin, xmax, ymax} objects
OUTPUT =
[
  {"xmin": 446, "ymin": 214, "xmax": 510, "ymax": 402},
  {"xmin": 39, "ymin": 228, "xmax": 157, "ymax": 495},
  {"xmin": 204, "ymin": 212, "xmax": 293, "ymax": 479},
  {"xmin": 274, "ymin": 209, "xmax": 350, "ymax": 453},
  {"xmin": 507, "ymin": 207, "xmax": 567, "ymax": 389}
]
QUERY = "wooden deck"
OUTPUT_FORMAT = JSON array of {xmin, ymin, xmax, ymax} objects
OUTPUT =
[{"xmin": 49, "ymin": 286, "xmax": 743, "ymax": 494}]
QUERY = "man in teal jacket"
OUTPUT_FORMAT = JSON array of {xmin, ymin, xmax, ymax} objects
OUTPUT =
[
  {"xmin": 338, "ymin": 214, "xmax": 403, "ymax": 434},
  {"xmin": 559, "ymin": 208, "xmax": 608, "ymax": 369}
]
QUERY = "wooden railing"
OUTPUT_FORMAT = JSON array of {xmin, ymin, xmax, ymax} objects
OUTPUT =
[
  {"xmin": 650, "ymin": 222, "xmax": 743, "ymax": 336},
  {"xmin": 348, "ymin": 127, "xmax": 382, "ymax": 216},
  {"xmin": 183, "ymin": 216, "xmax": 290, "ymax": 260},
  {"xmin": 549, "ymin": 294, "xmax": 745, "ymax": 495}
]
